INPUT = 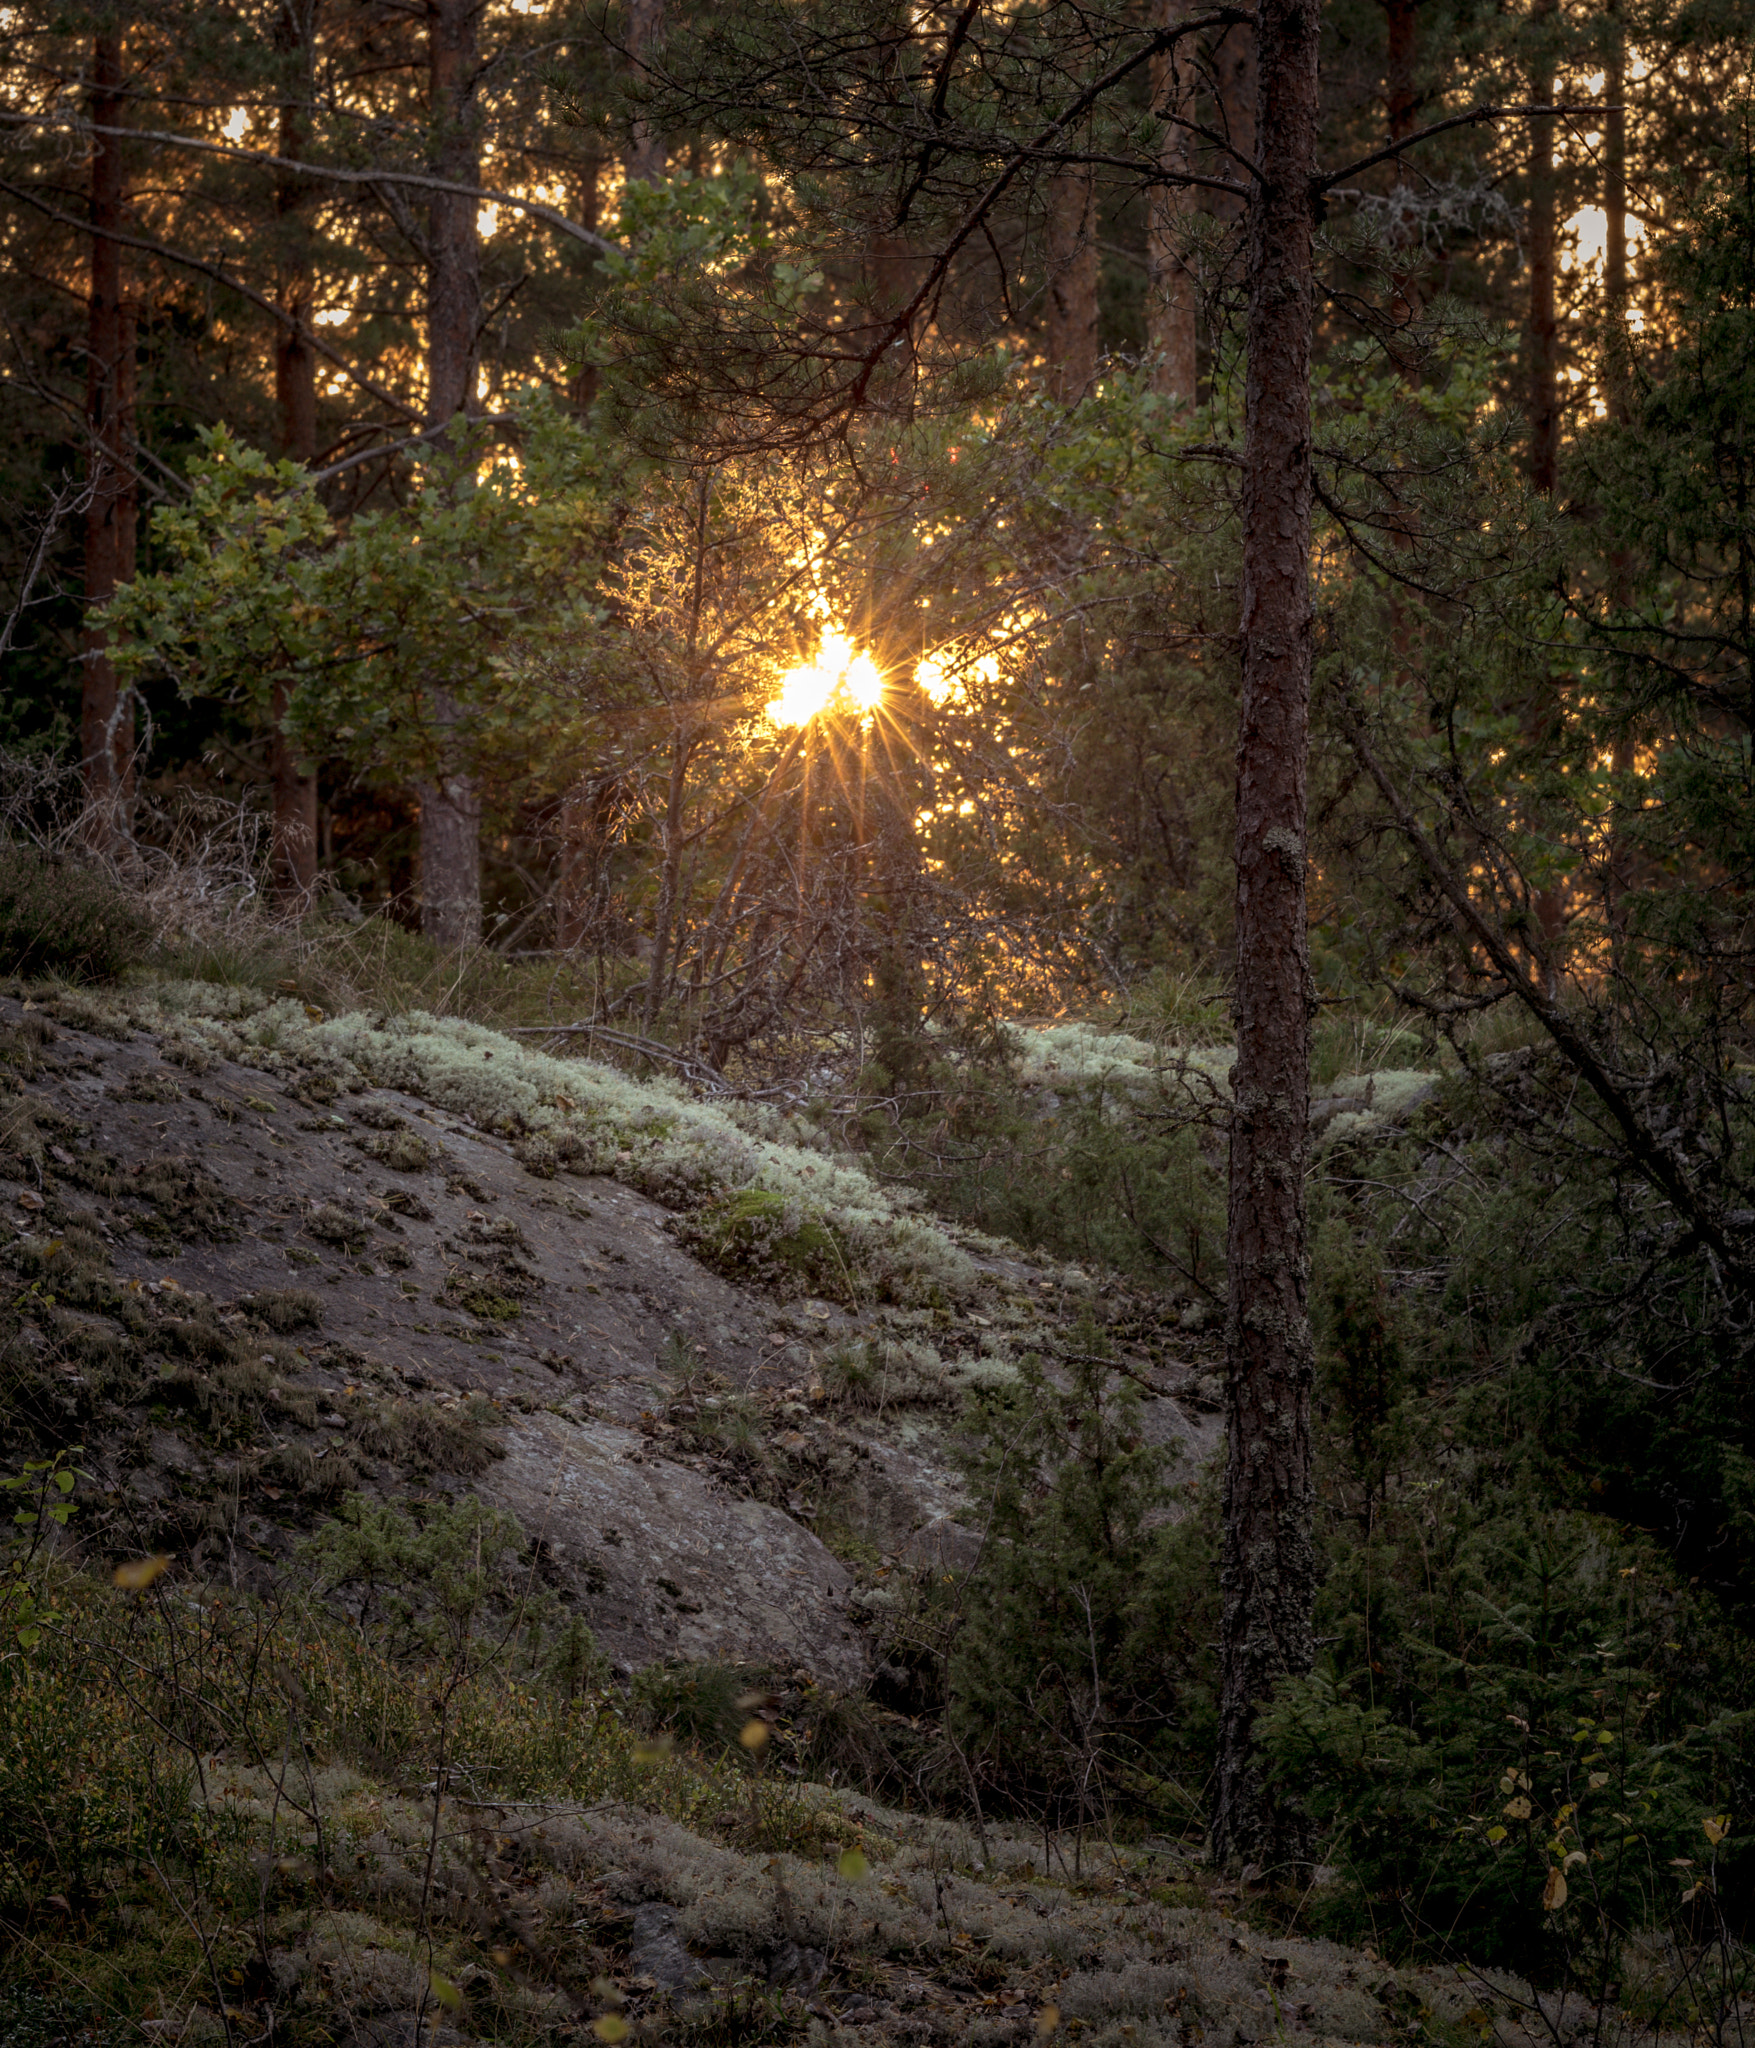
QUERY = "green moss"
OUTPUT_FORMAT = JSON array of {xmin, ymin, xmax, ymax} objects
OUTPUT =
[
  {"xmin": 442, "ymin": 1274, "xmax": 523, "ymax": 1320},
  {"xmin": 678, "ymin": 1185, "xmax": 853, "ymax": 1300}
]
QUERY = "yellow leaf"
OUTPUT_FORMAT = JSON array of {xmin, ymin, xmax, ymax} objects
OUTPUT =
[
  {"xmin": 1503, "ymin": 1797, "xmax": 1533, "ymax": 1821},
  {"xmin": 1485, "ymin": 1826, "xmax": 1508, "ymax": 1844},
  {"xmin": 838, "ymin": 1848, "xmax": 870, "ymax": 1880},
  {"xmin": 1036, "ymin": 2006, "xmax": 1060, "ymax": 2037},
  {"xmin": 739, "ymin": 1718, "xmax": 770, "ymax": 1750},
  {"xmin": 1542, "ymin": 1869, "xmax": 1568, "ymax": 1912},
  {"xmin": 1703, "ymin": 1815, "xmax": 1730, "ymax": 1845},
  {"xmin": 113, "ymin": 1555, "xmax": 170, "ymax": 1590},
  {"xmin": 594, "ymin": 2016, "xmax": 629, "ymax": 2043},
  {"xmin": 427, "ymin": 1973, "xmax": 463, "ymax": 2010}
]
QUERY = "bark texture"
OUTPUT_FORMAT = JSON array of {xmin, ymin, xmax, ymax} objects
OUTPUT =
[
  {"xmin": 1527, "ymin": 0, "xmax": 1559, "ymax": 495},
  {"xmin": 272, "ymin": 0, "xmax": 320, "ymax": 905},
  {"xmin": 1384, "ymin": 0, "xmax": 1417, "ymax": 143},
  {"xmin": 417, "ymin": 769, "xmax": 484, "ymax": 952},
  {"xmin": 1211, "ymin": 18, "xmax": 1258, "ymax": 222},
  {"xmin": 1147, "ymin": 1, "xmax": 1199, "ymax": 404},
  {"xmin": 625, "ymin": 0, "xmax": 667, "ymax": 184},
  {"xmin": 1212, "ymin": 0, "xmax": 1320, "ymax": 1868},
  {"xmin": 426, "ymin": 0, "xmax": 481, "ymax": 426},
  {"xmin": 1601, "ymin": 0, "xmax": 1631, "ymax": 431},
  {"xmin": 1044, "ymin": 162, "xmax": 1100, "ymax": 402},
  {"xmin": 80, "ymin": 29, "xmax": 137, "ymax": 857},
  {"xmin": 420, "ymin": 0, "xmax": 483, "ymax": 949}
]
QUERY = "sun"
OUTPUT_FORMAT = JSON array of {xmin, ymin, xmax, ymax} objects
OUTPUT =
[{"xmin": 767, "ymin": 626, "xmax": 886, "ymax": 728}]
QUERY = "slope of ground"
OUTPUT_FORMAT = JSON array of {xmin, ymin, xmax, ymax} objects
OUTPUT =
[{"xmin": 0, "ymin": 982, "xmax": 1219, "ymax": 1683}]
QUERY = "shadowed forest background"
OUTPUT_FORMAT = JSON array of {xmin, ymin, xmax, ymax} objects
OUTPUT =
[{"xmin": 3, "ymin": 0, "xmax": 1755, "ymax": 2041}]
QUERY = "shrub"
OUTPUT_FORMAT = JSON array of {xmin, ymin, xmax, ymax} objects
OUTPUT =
[
  {"xmin": 631, "ymin": 1659, "xmax": 771, "ymax": 1752},
  {"xmin": 1258, "ymin": 1496, "xmax": 1755, "ymax": 1975},
  {"xmin": 0, "ymin": 843, "xmax": 150, "ymax": 983},
  {"xmin": 947, "ymin": 1346, "xmax": 1217, "ymax": 1832}
]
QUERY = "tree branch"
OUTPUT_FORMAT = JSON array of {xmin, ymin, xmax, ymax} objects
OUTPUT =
[
  {"xmin": 1337, "ymin": 691, "xmax": 1748, "ymax": 1284},
  {"xmin": 4, "ymin": 116, "xmax": 620, "ymax": 255},
  {"xmin": 1316, "ymin": 103, "xmax": 1613, "ymax": 193},
  {"xmin": 845, "ymin": 8, "xmax": 1255, "ymax": 414},
  {"xmin": 0, "ymin": 175, "xmax": 421, "ymax": 422}
]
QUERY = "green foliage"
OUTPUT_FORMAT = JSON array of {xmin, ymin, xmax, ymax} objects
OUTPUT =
[
  {"xmin": 303, "ymin": 1493, "xmax": 527, "ymax": 1665},
  {"xmin": 1, "ymin": 1450, "xmax": 78, "ymax": 1653},
  {"xmin": 631, "ymin": 1659, "xmax": 770, "ymax": 1753},
  {"xmin": 1260, "ymin": 1498, "xmax": 1754, "ymax": 1976},
  {"xmin": 677, "ymin": 1185, "xmax": 855, "ymax": 1301},
  {"xmin": 106, "ymin": 392, "xmax": 629, "ymax": 805},
  {"xmin": 0, "ymin": 845, "xmax": 150, "ymax": 983},
  {"xmin": 948, "ymin": 1346, "xmax": 1216, "ymax": 1828}
]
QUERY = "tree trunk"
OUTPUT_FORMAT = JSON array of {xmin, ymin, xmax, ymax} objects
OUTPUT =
[
  {"xmin": 642, "ymin": 736, "xmax": 691, "ymax": 1038},
  {"xmin": 1527, "ymin": 0, "xmax": 1559, "ymax": 495},
  {"xmin": 1602, "ymin": 3, "xmax": 1637, "ymax": 819},
  {"xmin": 1382, "ymin": 0, "xmax": 1420, "ymax": 326},
  {"xmin": 417, "ymin": 769, "xmax": 483, "ymax": 951},
  {"xmin": 1147, "ymin": 1, "xmax": 1198, "ymax": 404},
  {"xmin": 626, "ymin": 0, "xmax": 666, "ymax": 184},
  {"xmin": 1384, "ymin": 0, "xmax": 1417, "ymax": 143},
  {"xmin": 1212, "ymin": 0, "xmax": 1320, "ymax": 1870},
  {"xmin": 570, "ymin": 146, "xmax": 604, "ymax": 413},
  {"xmin": 1601, "ymin": 0, "xmax": 1630, "ymax": 433},
  {"xmin": 1044, "ymin": 161, "xmax": 1100, "ymax": 402},
  {"xmin": 420, "ymin": 0, "xmax": 483, "ymax": 949},
  {"xmin": 271, "ymin": 0, "xmax": 320, "ymax": 908},
  {"xmin": 81, "ymin": 29, "xmax": 137, "ymax": 859},
  {"xmin": 1210, "ymin": 16, "xmax": 1257, "ymax": 223},
  {"xmin": 1524, "ymin": 0, "xmax": 1564, "ymax": 952},
  {"xmin": 427, "ymin": 0, "xmax": 481, "ymax": 426}
]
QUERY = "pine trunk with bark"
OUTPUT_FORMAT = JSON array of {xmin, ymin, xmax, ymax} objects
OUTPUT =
[
  {"xmin": 419, "ymin": 0, "xmax": 484, "ymax": 951},
  {"xmin": 272, "ymin": 0, "xmax": 320, "ymax": 907},
  {"xmin": 1044, "ymin": 161, "xmax": 1100, "ymax": 402},
  {"xmin": 1211, "ymin": 17, "xmax": 1257, "ymax": 222},
  {"xmin": 1212, "ymin": 0, "xmax": 1320, "ymax": 1870},
  {"xmin": 81, "ymin": 29, "xmax": 137, "ymax": 858},
  {"xmin": 1527, "ymin": 0, "xmax": 1559, "ymax": 495},
  {"xmin": 1602, "ymin": 0, "xmax": 1630, "ymax": 433},
  {"xmin": 1383, "ymin": 0, "xmax": 1420, "ymax": 324},
  {"xmin": 1147, "ymin": 1, "xmax": 1198, "ymax": 404},
  {"xmin": 626, "ymin": 0, "xmax": 667, "ymax": 183}
]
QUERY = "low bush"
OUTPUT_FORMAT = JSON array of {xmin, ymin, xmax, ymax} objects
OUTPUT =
[{"xmin": 0, "ymin": 843, "xmax": 150, "ymax": 983}]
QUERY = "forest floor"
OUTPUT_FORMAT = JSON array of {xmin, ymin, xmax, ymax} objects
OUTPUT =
[{"xmin": 0, "ymin": 976, "xmax": 1573, "ymax": 2048}]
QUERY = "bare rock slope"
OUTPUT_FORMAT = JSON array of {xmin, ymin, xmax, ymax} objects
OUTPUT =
[{"xmin": 0, "ymin": 982, "xmax": 1217, "ymax": 1683}]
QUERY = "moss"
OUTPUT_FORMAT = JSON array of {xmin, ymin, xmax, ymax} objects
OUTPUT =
[
  {"xmin": 130, "ymin": 987, "xmax": 990, "ymax": 1309},
  {"xmin": 676, "ymin": 1186, "xmax": 853, "ymax": 1301},
  {"xmin": 441, "ymin": 1275, "xmax": 524, "ymax": 1321},
  {"xmin": 352, "ymin": 1393, "xmax": 503, "ymax": 1475},
  {"xmin": 106, "ymin": 1068, "xmax": 184, "ymax": 1106},
  {"xmin": 58, "ymin": 1150, "xmax": 240, "ymax": 1245},
  {"xmin": 244, "ymin": 1288, "xmax": 324, "ymax": 1333},
  {"xmin": 306, "ymin": 1202, "xmax": 371, "ymax": 1252},
  {"xmin": 358, "ymin": 1126, "xmax": 438, "ymax": 1173}
]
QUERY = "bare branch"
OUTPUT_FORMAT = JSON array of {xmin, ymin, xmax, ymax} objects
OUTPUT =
[
  {"xmin": 1337, "ymin": 691, "xmax": 1749, "ymax": 1285},
  {"xmin": 4, "ymin": 115, "xmax": 621, "ymax": 255},
  {"xmin": 1316, "ymin": 103, "xmax": 1614, "ymax": 194},
  {"xmin": 0, "ymin": 174, "xmax": 421, "ymax": 422}
]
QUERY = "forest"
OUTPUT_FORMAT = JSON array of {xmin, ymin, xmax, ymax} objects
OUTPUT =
[{"xmin": 1, "ymin": 0, "xmax": 1754, "ymax": 2042}]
